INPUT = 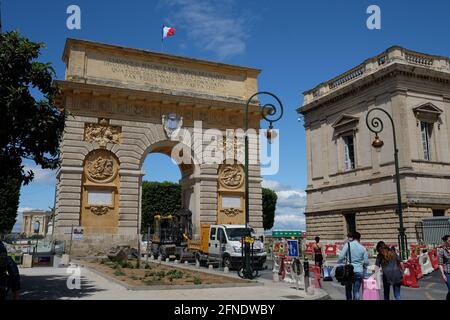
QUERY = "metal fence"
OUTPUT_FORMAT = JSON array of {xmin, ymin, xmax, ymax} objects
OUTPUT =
[{"xmin": 416, "ymin": 217, "xmax": 450, "ymax": 245}]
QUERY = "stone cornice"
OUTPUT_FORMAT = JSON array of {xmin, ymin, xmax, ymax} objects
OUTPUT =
[
  {"xmin": 63, "ymin": 38, "xmax": 261, "ymax": 75},
  {"xmin": 56, "ymin": 80, "xmax": 262, "ymax": 115},
  {"xmin": 307, "ymin": 169, "xmax": 450, "ymax": 193},
  {"xmin": 298, "ymin": 46, "xmax": 450, "ymax": 114}
]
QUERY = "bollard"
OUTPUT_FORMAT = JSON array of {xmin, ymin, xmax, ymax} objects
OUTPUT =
[
  {"xmin": 165, "ymin": 258, "xmax": 170, "ymax": 263},
  {"xmin": 61, "ymin": 254, "xmax": 70, "ymax": 266},
  {"xmin": 184, "ymin": 261, "xmax": 188, "ymax": 265},
  {"xmin": 208, "ymin": 264, "xmax": 213, "ymax": 270},
  {"xmin": 224, "ymin": 266, "xmax": 229, "ymax": 274},
  {"xmin": 149, "ymin": 255, "xmax": 154, "ymax": 261},
  {"xmin": 174, "ymin": 259, "xmax": 180, "ymax": 264},
  {"xmin": 22, "ymin": 254, "xmax": 32, "ymax": 268},
  {"xmin": 195, "ymin": 260, "xmax": 200, "ymax": 268}
]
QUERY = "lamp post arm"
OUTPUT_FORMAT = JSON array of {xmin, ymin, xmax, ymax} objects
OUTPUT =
[
  {"xmin": 365, "ymin": 107, "xmax": 408, "ymax": 260},
  {"xmin": 241, "ymin": 92, "xmax": 283, "ymax": 279},
  {"xmin": 366, "ymin": 107, "xmax": 398, "ymax": 154}
]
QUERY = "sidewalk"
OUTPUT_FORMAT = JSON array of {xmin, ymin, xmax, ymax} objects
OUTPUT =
[{"xmin": 18, "ymin": 263, "xmax": 330, "ymax": 300}]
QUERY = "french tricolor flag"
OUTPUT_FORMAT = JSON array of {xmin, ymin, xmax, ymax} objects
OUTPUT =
[{"xmin": 162, "ymin": 25, "xmax": 176, "ymax": 41}]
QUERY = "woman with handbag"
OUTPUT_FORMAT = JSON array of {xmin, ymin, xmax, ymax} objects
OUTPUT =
[
  {"xmin": 336, "ymin": 232, "xmax": 369, "ymax": 300},
  {"xmin": 375, "ymin": 241, "xmax": 403, "ymax": 300}
]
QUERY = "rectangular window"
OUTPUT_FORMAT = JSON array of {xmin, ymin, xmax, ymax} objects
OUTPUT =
[
  {"xmin": 343, "ymin": 135, "xmax": 356, "ymax": 170},
  {"xmin": 345, "ymin": 213, "xmax": 356, "ymax": 235},
  {"xmin": 209, "ymin": 228, "xmax": 216, "ymax": 241},
  {"xmin": 420, "ymin": 121, "xmax": 433, "ymax": 161},
  {"xmin": 217, "ymin": 228, "xmax": 227, "ymax": 243},
  {"xmin": 432, "ymin": 209, "xmax": 445, "ymax": 217}
]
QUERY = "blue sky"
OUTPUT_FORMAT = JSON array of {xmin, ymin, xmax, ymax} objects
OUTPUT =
[{"xmin": 5, "ymin": 0, "xmax": 450, "ymax": 231}]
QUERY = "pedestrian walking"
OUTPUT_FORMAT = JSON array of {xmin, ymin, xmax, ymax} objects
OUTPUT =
[
  {"xmin": 312, "ymin": 236, "xmax": 325, "ymax": 270},
  {"xmin": 337, "ymin": 232, "xmax": 369, "ymax": 300},
  {"xmin": 375, "ymin": 241, "xmax": 403, "ymax": 300},
  {"xmin": 437, "ymin": 234, "xmax": 450, "ymax": 301},
  {"xmin": 0, "ymin": 240, "xmax": 21, "ymax": 300}
]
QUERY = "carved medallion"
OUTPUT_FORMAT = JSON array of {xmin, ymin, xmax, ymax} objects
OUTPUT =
[
  {"xmin": 85, "ymin": 150, "xmax": 118, "ymax": 183},
  {"xmin": 84, "ymin": 118, "xmax": 121, "ymax": 147},
  {"xmin": 90, "ymin": 206, "xmax": 109, "ymax": 216},
  {"xmin": 162, "ymin": 113, "xmax": 183, "ymax": 139},
  {"xmin": 221, "ymin": 208, "xmax": 242, "ymax": 217},
  {"xmin": 219, "ymin": 164, "xmax": 244, "ymax": 189}
]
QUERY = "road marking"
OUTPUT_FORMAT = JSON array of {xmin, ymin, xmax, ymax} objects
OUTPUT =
[{"xmin": 425, "ymin": 291, "xmax": 435, "ymax": 300}]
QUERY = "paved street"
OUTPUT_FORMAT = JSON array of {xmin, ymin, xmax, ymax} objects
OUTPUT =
[{"xmin": 263, "ymin": 259, "xmax": 448, "ymax": 300}]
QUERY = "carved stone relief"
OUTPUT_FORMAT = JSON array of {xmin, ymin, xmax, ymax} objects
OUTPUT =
[
  {"xmin": 221, "ymin": 208, "xmax": 242, "ymax": 217},
  {"xmin": 85, "ymin": 149, "xmax": 118, "ymax": 183},
  {"xmin": 84, "ymin": 118, "xmax": 121, "ymax": 147},
  {"xmin": 219, "ymin": 164, "xmax": 244, "ymax": 189},
  {"xmin": 90, "ymin": 206, "xmax": 109, "ymax": 216}
]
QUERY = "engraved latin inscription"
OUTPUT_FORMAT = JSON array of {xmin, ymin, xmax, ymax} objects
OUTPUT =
[{"xmin": 104, "ymin": 57, "xmax": 227, "ymax": 91}]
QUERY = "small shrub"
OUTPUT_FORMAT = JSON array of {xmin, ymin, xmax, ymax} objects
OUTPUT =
[
  {"xmin": 154, "ymin": 275, "xmax": 162, "ymax": 281},
  {"xmin": 129, "ymin": 274, "xmax": 139, "ymax": 280},
  {"xmin": 145, "ymin": 270, "xmax": 155, "ymax": 277},
  {"xmin": 114, "ymin": 268, "xmax": 125, "ymax": 276},
  {"xmin": 166, "ymin": 269, "xmax": 183, "ymax": 279},
  {"xmin": 121, "ymin": 260, "xmax": 134, "ymax": 268},
  {"xmin": 156, "ymin": 270, "xmax": 166, "ymax": 278},
  {"xmin": 144, "ymin": 264, "xmax": 152, "ymax": 270},
  {"xmin": 193, "ymin": 277, "xmax": 202, "ymax": 285}
]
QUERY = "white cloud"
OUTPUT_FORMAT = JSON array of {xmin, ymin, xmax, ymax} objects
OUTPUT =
[
  {"xmin": 274, "ymin": 214, "xmax": 306, "ymax": 230},
  {"xmin": 18, "ymin": 207, "xmax": 34, "ymax": 212},
  {"xmin": 23, "ymin": 164, "xmax": 56, "ymax": 184},
  {"xmin": 263, "ymin": 179, "xmax": 307, "ymax": 231},
  {"xmin": 162, "ymin": 0, "xmax": 251, "ymax": 59}
]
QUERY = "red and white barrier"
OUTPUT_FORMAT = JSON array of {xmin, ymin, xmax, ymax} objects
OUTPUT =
[
  {"xmin": 401, "ymin": 261, "xmax": 419, "ymax": 288},
  {"xmin": 418, "ymin": 252, "xmax": 434, "ymax": 275}
]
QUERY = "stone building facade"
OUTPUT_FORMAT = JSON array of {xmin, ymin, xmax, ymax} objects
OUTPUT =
[
  {"xmin": 298, "ymin": 46, "xmax": 450, "ymax": 244},
  {"xmin": 53, "ymin": 39, "xmax": 264, "ymax": 255}
]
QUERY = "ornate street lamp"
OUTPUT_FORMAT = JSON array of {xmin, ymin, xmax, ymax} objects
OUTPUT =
[
  {"xmin": 240, "ymin": 92, "xmax": 283, "ymax": 279},
  {"xmin": 366, "ymin": 108, "xmax": 408, "ymax": 260}
]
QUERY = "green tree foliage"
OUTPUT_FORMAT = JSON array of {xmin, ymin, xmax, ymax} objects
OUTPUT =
[
  {"xmin": 0, "ymin": 178, "xmax": 20, "ymax": 234},
  {"xmin": 141, "ymin": 181, "xmax": 182, "ymax": 233},
  {"xmin": 262, "ymin": 188, "xmax": 277, "ymax": 230},
  {"xmin": 0, "ymin": 31, "xmax": 66, "ymax": 233},
  {"xmin": 141, "ymin": 181, "xmax": 278, "ymax": 232}
]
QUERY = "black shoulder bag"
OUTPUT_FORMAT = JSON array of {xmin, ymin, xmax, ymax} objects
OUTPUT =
[{"xmin": 334, "ymin": 242, "xmax": 355, "ymax": 285}]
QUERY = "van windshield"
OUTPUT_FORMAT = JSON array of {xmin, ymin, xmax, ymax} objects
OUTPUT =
[{"xmin": 225, "ymin": 228, "xmax": 255, "ymax": 241}]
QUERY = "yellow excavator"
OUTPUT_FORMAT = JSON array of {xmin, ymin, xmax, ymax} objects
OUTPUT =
[{"xmin": 150, "ymin": 209, "xmax": 192, "ymax": 260}]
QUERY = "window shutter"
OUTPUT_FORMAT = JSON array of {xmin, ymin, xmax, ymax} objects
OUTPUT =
[
  {"xmin": 420, "ymin": 121, "xmax": 431, "ymax": 160},
  {"xmin": 344, "ymin": 139, "xmax": 350, "ymax": 170}
]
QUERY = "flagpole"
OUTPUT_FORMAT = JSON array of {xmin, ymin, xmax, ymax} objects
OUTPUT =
[
  {"xmin": 0, "ymin": 0, "xmax": 3, "ymax": 34},
  {"xmin": 161, "ymin": 24, "xmax": 164, "ymax": 53}
]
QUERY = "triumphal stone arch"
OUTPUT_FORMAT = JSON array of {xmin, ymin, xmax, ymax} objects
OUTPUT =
[{"xmin": 53, "ymin": 39, "xmax": 264, "ymax": 255}]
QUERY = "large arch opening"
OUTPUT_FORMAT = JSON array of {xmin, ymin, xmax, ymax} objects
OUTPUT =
[{"xmin": 139, "ymin": 140, "xmax": 199, "ymax": 239}]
